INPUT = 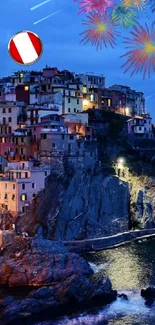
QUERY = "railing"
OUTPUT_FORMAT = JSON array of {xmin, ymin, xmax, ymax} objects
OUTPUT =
[{"xmin": 41, "ymin": 128, "xmax": 67, "ymax": 133}]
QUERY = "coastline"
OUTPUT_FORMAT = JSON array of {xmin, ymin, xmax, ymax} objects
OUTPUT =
[{"xmin": 63, "ymin": 228, "xmax": 155, "ymax": 253}]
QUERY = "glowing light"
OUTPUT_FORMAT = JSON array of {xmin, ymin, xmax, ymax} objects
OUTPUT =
[
  {"xmin": 121, "ymin": 22, "xmax": 155, "ymax": 79},
  {"xmin": 24, "ymin": 86, "xmax": 29, "ymax": 91},
  {"xmin": 118, "ymin": 157, "xmax": 125, "ymax": 165},
  {"xmin": 111, "ymin": 5, "xmax": 138, "ymax": 29},
  {"xmin": 80, "ymin": 11, "xmax": 120, "ymax": 50},
  {"xmin": 83, "ymin": 99, "xmax": 89, "ymax": 105},
  {"xmin": 122, "ymin": 0, "xmax": 146, "ymax": 10},
  {"xmin": 126, "ymin": 107, "xmax": 130, "ymax": 115},
  {"xmin": 77, "ymin": 0, "xmax": 114, "ymax": 14}
]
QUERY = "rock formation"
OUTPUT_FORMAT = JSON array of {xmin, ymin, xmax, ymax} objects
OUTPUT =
[
  {"xmin": 0, "ymin": 236, "xmax": 117, "ymax": 325},
  {"xmin": 129, "ymin": 177, "xmax": 155, "ymax": 229},
  {"xmin": 15, "ymin": 167, "xmax": 155, "ymax": 241},
  {"xmin": 55, "ymin": 172, "xmax": 130, "ymax": 240}
]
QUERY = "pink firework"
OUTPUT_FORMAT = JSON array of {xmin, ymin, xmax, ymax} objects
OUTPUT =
[
  {"xmin": 80, "ymin": 11, "xmax": 120, "ymax": 49},
  {"xmin": 76, "ymin": 0, "xmax": 114, "ymax": 14},
  {"xmin": 121, "ymin": 22, "xmax": 155, "ymax": 79}
]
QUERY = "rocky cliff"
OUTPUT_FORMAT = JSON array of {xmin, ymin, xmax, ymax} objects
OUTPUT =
[
  {"xmin": 54, "ymin": 171, "xmax": 130, "ymax": 240},
  {"xmin": 15, "ymin": 167, "xmax": 155, "ymax": 241},
  {"xmin": 129, "ymin": 176, "xmax": 155, "ymax": 229}
]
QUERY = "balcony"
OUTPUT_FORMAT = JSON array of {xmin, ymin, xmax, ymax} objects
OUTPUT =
[
  {"xmin": 14, "ymin": 131, "xmax": 28, "ymax": 136},
  {"xmin": 41, "ymin": 127, "xmax": 67, "ymax": 133}
]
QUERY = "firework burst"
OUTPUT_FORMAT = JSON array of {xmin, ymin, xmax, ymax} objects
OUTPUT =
[
  {"xmin": 80, "ymin": 11, "xmax": 120, "ymax": 49},
  {"xmin": 111, "ymin": 5, "xmax": 138, "ymax": 29},
  {"xmin": 122, "ymin": 0, "xmax": 146, "ymax": 10},
  {"xmin": 76, "ymin": 0, "xmax": 114, "ymax": 15},
  {"xmin": 121, "ymin": 22, "xmax": 155, "ymax": 79},
  {"xmin": 146, "ymin": 0, "xmax": 155, "ymax": 15}
]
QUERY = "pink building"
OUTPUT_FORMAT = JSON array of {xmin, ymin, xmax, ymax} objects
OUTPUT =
[
  {"xmin": 127, "ymin": 114, "xmax": 153, "ymax": 138},
  {"xmin": 0, "ymin": 161, "xmax": 51, "ymax": 216},
  {"xmin": 30, "ymin": 114, "xmax": 66, "ymax": 159}
]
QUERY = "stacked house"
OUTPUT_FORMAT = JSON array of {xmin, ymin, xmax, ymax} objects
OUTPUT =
[{"xmin": 0, "ymin": 66, "xmax": 148, "ymax": 218}]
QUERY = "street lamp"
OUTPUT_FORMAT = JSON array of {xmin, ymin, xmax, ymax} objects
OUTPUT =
[
  {"xmin": 125, "ymin": 107, "xmax": 130, "ymax": 116},
  {"xmin": 83, "ymin": 100, "xmax": 89, "ymax": 106},
  {"xmin": 118, "ymin": 157, "xmax": 125, "ymax": 167}
]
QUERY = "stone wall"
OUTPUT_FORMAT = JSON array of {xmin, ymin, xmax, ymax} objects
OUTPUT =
[{"xmin": 40, "ymin": 150, "xmax": 97, "ymax": 177}]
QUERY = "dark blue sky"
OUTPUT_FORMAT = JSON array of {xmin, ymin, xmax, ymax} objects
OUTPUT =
[{"xmin": 0, "ymin": 0, "xmax": 155, "ymax": 121}]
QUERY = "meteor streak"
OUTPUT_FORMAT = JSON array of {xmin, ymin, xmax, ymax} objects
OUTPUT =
[
  {"xmin": 30, "ymin": 0, "xmax": 52, "ymax": 11},
  {"xmin": 33, "ymin": 9, "xmax": 63, "ymax": 25}
]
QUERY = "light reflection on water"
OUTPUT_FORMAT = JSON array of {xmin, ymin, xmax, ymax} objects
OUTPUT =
[
  {"xmin": 86, "ymin": 241, "xmax": 155, "ymax": 291},
  {"xmin": 52, "ymin": 240, "xmax": 155, "ymax": 325},
  {"xmin": 34, "ymin": 240, "xmax": 155, "ymax": 325}
]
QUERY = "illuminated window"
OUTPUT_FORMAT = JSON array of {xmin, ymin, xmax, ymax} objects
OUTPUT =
[
  {"xmin": 108, "ymin": 99, "xmax": 111, "ymax": 107},
  {"xmin": 21, "ymin": 194, "xmax": 27, "ymax": 201},
  {"xmin": 24, "ymin": 86, "xmax": 29, "ymax": 91},
  {"xmin": 90, "ymin": 94, "xmax": 94, "ymax": 102},
  {"xmin": 83, "ymin": 86, "xmax": 87, "ymax": 93},
  {"xmin": 2, "ymin": 138, "xmax": 5, "ymax": 143}
]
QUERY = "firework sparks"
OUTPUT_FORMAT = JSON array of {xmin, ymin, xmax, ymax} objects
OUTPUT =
[
  {"xmin": 111, "ymin": 5, "xmax": 138, "ymax": 29},
  {"xmin": 80, "ymin": 11, "xmax": 120, "ymax": 49},
  {"xmin": 146, "ymin": 0, "xmax": 155, "ymax": 14},
  {"xmin": 121, "ymin": 22, "xmax": 155, "ymax": 79},
  {"xmin": 77, "ymin": 0, "xmax": 114, "ymax": 14},
  {"xmin": 122, "ymin": 0, "xmax": 146, "ymax": 10}
]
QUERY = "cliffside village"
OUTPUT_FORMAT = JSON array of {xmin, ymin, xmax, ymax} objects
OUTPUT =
[{"xmin": 0, "ymin": 66, "xmax": 153, "ymax": 218}]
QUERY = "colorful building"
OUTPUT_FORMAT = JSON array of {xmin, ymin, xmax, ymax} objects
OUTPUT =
[
  {"xmin": 0, "ymin": 161, "xmax": 51, "ymax": 216},
  {"xmin": 127, "ymin": 114, "xmax": 153, "ymax": 138}
]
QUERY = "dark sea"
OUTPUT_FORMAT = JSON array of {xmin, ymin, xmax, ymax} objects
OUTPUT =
[
  {"xmin": 1, "ymin": 239, "xmax": 155, "ymax": 325},
  {"xmin": 52, "ymin": 239, "xmax": 155, "ymax": 325}
]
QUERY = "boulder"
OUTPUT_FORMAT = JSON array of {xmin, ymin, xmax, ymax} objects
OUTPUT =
[
  {"xmin": 0, "ymin": 275, "xmax": 116, "ymax": 325},
  {"xmin": 0, "ymin": 237, "xmax": 116, "ymax": 325},
  {"xmin": 0, "ymin": 237, "xmax": 92, "ymax": 287},
  {"xmin": 118, "ymin": 293, "xmax": 128, "ymax": 300},
  {"xmin": 145, "ymin": 298, "xmax": 155, "ymax": 307},
  {"xmin": 141, "ymin": 287, "xmax": 155, "ymax": 300}
]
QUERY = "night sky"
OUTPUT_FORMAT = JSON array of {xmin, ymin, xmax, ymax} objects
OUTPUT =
[{"xmin": 0, "ymin": 0, "xmax": 155, "ymax": 120}]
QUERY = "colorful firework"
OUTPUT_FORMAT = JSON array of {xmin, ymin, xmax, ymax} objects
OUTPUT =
[
  {"xmin": 121, "ymin": 22, "xmax": 155, "ymax": 79},
  {"xmin": 111, "ymin": 5, "xmax": 138, "ymax": 29},
  {"xmin": 122, "ymin": 0, "xmax": 146, "ymax": 10},
  {"xmin": 80, "ymin": 11, "xmax": 120, "ymax": 49},
  {"xmin": 146, "ymin": 0, "xmax": 155, "ymax": 14},
  {"xmin": 76, "ymin": 0, "xmax": 114, "ymax": 15}
]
